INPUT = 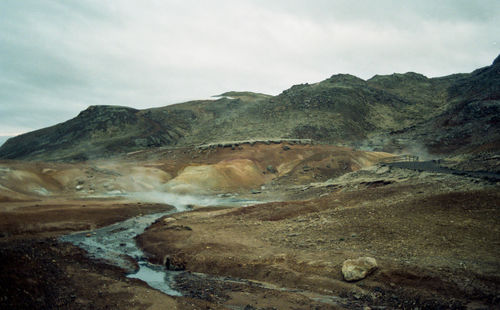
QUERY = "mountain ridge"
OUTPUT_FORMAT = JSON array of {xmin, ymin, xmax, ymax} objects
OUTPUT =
[{"xmin": 1, "ymin": 55, "xmax": 498, "ymax": 161}]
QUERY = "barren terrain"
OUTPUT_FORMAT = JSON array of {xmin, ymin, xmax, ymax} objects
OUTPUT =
[
  {"xmin": 138, "ymin": 166, "xmax": 500, "ymax": 309},
  {"xmin": 0, "ymin": 142, "xmax": 498, "ymax": 309}
]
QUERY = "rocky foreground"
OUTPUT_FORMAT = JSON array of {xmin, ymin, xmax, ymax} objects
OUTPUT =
[{"xmin": 0, "ymin": 143, "xmax": 499, "ymax": 309}]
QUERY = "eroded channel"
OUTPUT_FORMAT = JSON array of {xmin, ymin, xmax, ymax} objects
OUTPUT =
[{"xmin": 60, "ymin": 193, "xmax": 261, "ymax": 297}]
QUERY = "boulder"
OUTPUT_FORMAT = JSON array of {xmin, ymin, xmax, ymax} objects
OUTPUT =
[{"xmin": 342, "ymin": 257, "xmax": 378, "ymax": 281}]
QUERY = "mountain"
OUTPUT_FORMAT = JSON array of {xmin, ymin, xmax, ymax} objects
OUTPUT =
[
  {"xmin": 0, "ymin": 136, "xmax": 12, "ymax": 147},
  {"xmin": 0, "ymin": 105, "xmax": 193, "ymax": 160},
  {"xmin": 367, "ymin": 54, "xmax": 500, "ymax": 156},
  {"xmin": 0, "ymin": 55, "xmax": 498, "ymax": 161}
]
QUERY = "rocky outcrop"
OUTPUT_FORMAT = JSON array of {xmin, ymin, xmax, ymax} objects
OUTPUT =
[{"xmin": 342, "ymin": 257, "xmax": 378, "ymax": 281}]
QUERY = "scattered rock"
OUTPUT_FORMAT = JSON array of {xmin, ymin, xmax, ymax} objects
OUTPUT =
[
  {"xmin": 163, "ymin": 255, "xmax": 186, "ymax": 271},
  {"xmin": 376, "ymin": 165, "xmax": 390, "ymax": 174},
  {"xmin": 282, "ymin": 145, "xmax": 291, "ymax": 151},
  {"xmin": 251, "ymin": 189, "xmax": 261, "ymax": 194},
  {"xmin": 75, "ymin": 185, "xmax": 84, "ymax": 191},
  {"xmin": 163, "ymin": 225, "xmax": 192, "ymax": 231},
  {"xmin": 342, "ymin": 257, "xmax": 378, "ymax": 281},
  {"xmin": 266, "ymin": 165, "xmax": 277, "ymax": 173},
  {"xmin": 163, "ymin": 217, "xmax": 176, "ymax": 224},
  {"xmin": 466, "ymin": 301, "xmax": 490, "ymax": 310}
]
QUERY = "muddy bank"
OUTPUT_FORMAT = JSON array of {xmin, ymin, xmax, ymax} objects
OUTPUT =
[
  {"xmin": 0, "ymin": 237, "xmax": 225, "ymax": 309},
  {"xmin": 0, "ymin": 200, "xmax": 174, "ymax": 239}
]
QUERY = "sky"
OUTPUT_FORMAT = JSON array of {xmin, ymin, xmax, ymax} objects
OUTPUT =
[{"xmin": 0, "ymin": 0, "xmax": 499, "ymax": 142}]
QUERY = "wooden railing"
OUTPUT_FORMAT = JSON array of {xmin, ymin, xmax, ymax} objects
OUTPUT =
[{"xmin": 378, "ymin": 154, "xmax": 419, "ymax": 163}]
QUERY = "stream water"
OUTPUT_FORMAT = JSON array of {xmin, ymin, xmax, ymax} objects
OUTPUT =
[{"xmin": 60, "ymin": 193, "xmax": 261, "ymax": 296}]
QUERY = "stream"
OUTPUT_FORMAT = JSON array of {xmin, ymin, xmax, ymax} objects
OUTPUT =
[{"xmin": 60, "ymin": 193, "xmax": 261, "ymax": 296}]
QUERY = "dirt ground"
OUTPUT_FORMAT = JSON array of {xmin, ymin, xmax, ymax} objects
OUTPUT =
[
  {"xmin": 138, "ymin": 172, "xmax": 500, "ymax": 309},
  {"xmin": 1, "ymin": 143, "xmax": 499, "ymax": 309},
  {"xmin": 0, "ymin": 199, "xmax": 174, "ymax": 239}
]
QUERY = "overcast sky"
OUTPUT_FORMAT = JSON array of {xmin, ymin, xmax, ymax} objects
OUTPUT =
[{"xmin": 0, "ymin": 0, "xmax": 499, "ymax": 139}]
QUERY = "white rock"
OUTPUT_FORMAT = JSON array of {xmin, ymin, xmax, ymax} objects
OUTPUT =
[
  {"xmin": 342, "ymin": 257, "xmax": 378, "ymax": 281},
  {"xmin": 376, "ymin": 165, "xmax": 390, "ymax": 174},
  {"xmin": 163, "ymin": 217, "xmax": 176, "ymax": 224}
]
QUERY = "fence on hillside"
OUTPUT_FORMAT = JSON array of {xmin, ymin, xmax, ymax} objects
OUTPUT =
[{"xmin": 378, "ymin": 154, "xmax": 419, "ymax": 163}]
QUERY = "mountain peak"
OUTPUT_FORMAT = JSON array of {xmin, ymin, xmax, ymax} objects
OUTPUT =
[
  {"xmin": 77, "ymin": 105, "xmax": 139, "ymax": 117},
  {"xmin": 368, "ymin": 72, "xmax": 428, "ymax": 83},
  {"xmin": 325, "ymin": 74, "xmax": 365, "ymax": 85},
  {"xmin": 493, "ymin": 53, "xmax": 500, "ymax": 66}
]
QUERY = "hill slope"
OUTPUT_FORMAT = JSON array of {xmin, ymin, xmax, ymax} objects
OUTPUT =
[{"xmin": 0, "ymin": 55, "xmax": 498, "ymax": 161}]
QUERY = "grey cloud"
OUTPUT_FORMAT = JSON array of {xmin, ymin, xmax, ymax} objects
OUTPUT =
[
  {"xmin": 255, "ymin": 0, "xmax": 500, "ymax": 24},
  {"xmin": 0, "ymin": 0, "xmax": 498, "ymax": 135}
]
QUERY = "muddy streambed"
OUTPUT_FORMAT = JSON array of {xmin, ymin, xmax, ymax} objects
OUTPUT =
[{"xmin": 60, "ymin": 193, "xmax": 262, "ymax": 297}]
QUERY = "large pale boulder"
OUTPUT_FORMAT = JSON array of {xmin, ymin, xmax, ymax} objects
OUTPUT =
[{"xmin": 342, "ymin": 257, "xmax": 378, "ymax": 281}]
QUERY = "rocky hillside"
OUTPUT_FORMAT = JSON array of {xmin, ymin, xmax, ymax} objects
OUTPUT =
[
  {"xmin": 0, "ymin": 55, "xmax": 498, "ymax": 161},
  {"xmin": 365, "ymin": 55, "xmax": 500, "ymax": 157},
  {"xmin": 0, "ymin": 105, "xmax": 193, "ymax": 160}
]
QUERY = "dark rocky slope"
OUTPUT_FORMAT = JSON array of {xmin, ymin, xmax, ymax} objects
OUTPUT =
[
  {"xmin": 1, "ymin": 55, "xmax": 498, "ymax": 161},
  {"xmin": 370, "ymin": 54, "xmax": 500, "ymax": 156}
]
